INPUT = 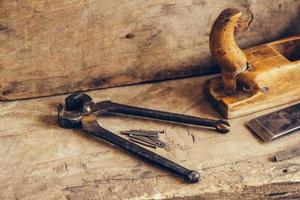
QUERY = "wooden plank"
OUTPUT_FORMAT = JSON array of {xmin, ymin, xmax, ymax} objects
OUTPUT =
[
  {"xmin": 1, "ymin": 0, "xmax": 300, "ymax": 100},
  {"xmin": 1, "ymin": 76, "xmax": 300, "ymax": 199},
  {"xmin": 173, "ymin": 182, "xmax": 300, "ymax": 199}
]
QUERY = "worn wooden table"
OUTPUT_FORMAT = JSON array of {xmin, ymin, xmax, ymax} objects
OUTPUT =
[{"xmin": 1, "ymin": 75, "xmax": 300, "ymax": 199}]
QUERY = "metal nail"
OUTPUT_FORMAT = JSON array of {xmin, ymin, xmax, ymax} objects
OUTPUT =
[
  {"xmin": 156, "ymin": 143, "xmax": 166, "ymax": 148},
  {"xmin": 129, "ymin": 138, "xmax": 157, "ymax": 149},
  {"xmin": 147, "ymin": 135, "xmax": 159, "ymax": 139},
  {"xmin": 156, "ymin": 139, "xmax": 166, "ymax": 146},
  {"xmin": 146, "ymin": 136, "xmax": 166, "ymax": 148},
  {"xmin": 130, "ymin": 129, "xmax": 164, "ymax": 135},
  {"xmin": 121, "ymin": 130, "xmax": 158, "ymax": 137},
  {"xmin": 130, "ymin": 135, "xmax": 157, "ymax": 145},
  {"xmin": 147, "ymin": 136, "xmax": 162, "ymax": 144},
  {"xmin": 121, "ymin": 129, "xmax": 167, "ymax": 148}
]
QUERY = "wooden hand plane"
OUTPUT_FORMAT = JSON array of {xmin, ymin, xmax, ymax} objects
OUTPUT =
[{"xmin": 204, "ymin": 8, "xmax": 300, "ymax": 118}]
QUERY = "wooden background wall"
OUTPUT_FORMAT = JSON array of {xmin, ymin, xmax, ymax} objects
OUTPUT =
[{"xmin": 0, "ymin": 0, "xmax": 299, "ymax": 100}]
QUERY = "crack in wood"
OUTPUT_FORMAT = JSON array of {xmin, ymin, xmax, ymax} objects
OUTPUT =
[{"xmin": 265, "ymin": 191, "xmax": 288, "ymax": 196}]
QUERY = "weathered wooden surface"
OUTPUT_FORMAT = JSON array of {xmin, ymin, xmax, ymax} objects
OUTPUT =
[
  {"xmin": 1, "ymin": 0, "xmax": 300, "ymax": 100},
  {"xmin": 173, "ymin": 182, "xmax": 300, "ymax": 199},
  {"xmin": 1, "ymin": 76, "xmax": 300, "ymax": 199}
]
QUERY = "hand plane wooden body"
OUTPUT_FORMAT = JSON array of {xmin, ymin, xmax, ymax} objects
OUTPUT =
[{"xmin": 204, "ymin": 8, "xmax": 300, "ymax": 118}]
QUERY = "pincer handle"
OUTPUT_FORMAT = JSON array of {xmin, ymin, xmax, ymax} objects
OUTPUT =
[
  {"xmin": 81, "ymin": 115, "xmax": 201, "ymax": 183},
  {"xmin": 103, "ymin": 102, "xmax": 230, "ymax": 133}
]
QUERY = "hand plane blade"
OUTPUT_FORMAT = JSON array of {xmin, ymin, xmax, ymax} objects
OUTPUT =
[{"xmin": 246, "ymin": 103, "xmax": 300, "ymax": 142}]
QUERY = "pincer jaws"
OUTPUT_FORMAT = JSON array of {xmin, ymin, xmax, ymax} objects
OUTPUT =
[
  {"xmin": 57, "ymin": 93, "xmax": 115, "ymax": 129},
  {"xmin": 57, "ymin": 104, "xmax": 84, "ymax": 128}
]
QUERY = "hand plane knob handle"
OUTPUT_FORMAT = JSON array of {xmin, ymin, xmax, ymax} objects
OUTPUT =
[{"xmin": 209, "ymin": 8, "xmax": 247, "ymax": 94}]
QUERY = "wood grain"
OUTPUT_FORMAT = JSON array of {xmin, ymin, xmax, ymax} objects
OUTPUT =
[
  {"xmin": 1, "ymin": 0, "xmax": 300, "ymax": 100},
  {"xmin": 205, "ymin": 35, "xmax": 300, "ymax": 118},
  {"xmin": 172, "ymin": 182, "xmax": 300, "ymax": 199},
  {"xmin": 1, "ymin": 75, "xmax": 300, "ymax": 199},
  {"xmin": 209, "ymin": 8, "xmax": 248, "ymax": 94}
]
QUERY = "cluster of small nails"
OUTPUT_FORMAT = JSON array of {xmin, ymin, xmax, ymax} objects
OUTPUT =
[{"xmin": 121, "ymin": 129, "xmax": 167, "ymax": 149}]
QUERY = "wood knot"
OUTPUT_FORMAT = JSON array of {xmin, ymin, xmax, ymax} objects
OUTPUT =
[{"xmin": 273, "ymin": 164, "xmax": 300, "ymax": 176}]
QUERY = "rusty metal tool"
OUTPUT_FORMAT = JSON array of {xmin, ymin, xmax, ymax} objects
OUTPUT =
[
  {"xmin": 247, "ymin": 103, "xmax": 300, "ymax": 142},
  {"xmin": 60, "ymin": 93, "xmax": 230, "ymax": 133},
  {"xmin": 274, "ymin": 144, "xmax": 300, "ymax": 162},
  {"xmin": 60, "ymin": 93, "xmax": 226, "ymax": 183}
]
